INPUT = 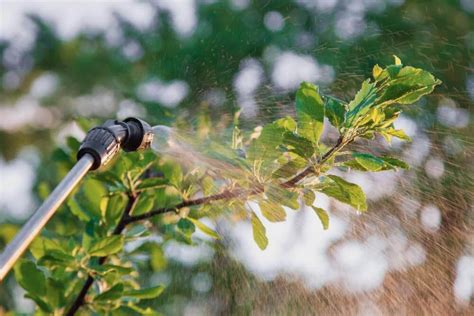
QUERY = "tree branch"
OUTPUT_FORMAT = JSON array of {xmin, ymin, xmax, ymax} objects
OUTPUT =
[
  {"xmin": 65, "ymin": 194, "xmax": 139, "ymax": 316},
  {"xmin": 66, "ymin": 134, "xmax": 352, "ymax": 315},
  {"xmin": 125, "ymin": 135, "xmax": 348, "ymax": 225}
]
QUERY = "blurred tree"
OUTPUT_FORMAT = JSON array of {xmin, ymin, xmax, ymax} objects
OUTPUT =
[{"xmin": 0, "ymin": 0, "xmax": 472, "ymax": 314}]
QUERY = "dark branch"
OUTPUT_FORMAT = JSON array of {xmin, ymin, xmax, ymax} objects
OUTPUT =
[
  {"xmin": 282, "ymin": 135, "xmax": 344, "ymax": 187},
  {"xmin": 124, "ymin": 189, "xmax": 242, "ymax": 224},
  {"xmin": 125, "ymin": 136, "xmax": 347, "ymax": 225}
]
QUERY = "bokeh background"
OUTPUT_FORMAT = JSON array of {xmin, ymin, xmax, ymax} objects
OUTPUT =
[{"xmin": 0, "ymin": 0, "xmax": 473, "ymax": 314}]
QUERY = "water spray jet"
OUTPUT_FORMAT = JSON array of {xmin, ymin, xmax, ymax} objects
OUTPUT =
[{"xmin": 0, "ymin": 117, "xmax": 155, "ymax": 280}]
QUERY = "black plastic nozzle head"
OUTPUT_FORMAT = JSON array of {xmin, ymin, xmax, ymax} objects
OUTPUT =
[
  {"xmin": 122, "ymin": 117, "xmax": 154, "ymax": 152},
  {"xmin": 77, "ymin": 117, "xmax": 154, "ymax": 170}
]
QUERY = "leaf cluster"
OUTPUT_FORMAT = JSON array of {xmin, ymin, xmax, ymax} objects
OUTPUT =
[{"xmin": 14, "ymin": 57, "xmax": 440, "ymax": 313}]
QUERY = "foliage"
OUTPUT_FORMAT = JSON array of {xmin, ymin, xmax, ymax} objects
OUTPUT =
[{"xmin": 11, "ymin": 57, "xmax": 439, "ymax": 314}]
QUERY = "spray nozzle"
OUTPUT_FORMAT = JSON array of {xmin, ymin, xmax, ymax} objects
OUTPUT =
[{"xmin": 77, "ymin": 117, "xmax": 154, "ymax": 170}]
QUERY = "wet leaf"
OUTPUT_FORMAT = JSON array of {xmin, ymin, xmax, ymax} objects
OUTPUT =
[
  {"xmin": 101, "ymin": 194, "xmax": 127, "ymax": 226},
  {"xmin": 88, "ymin": 235, "xmax": 124, "ymax": 257},
  {"xmin": 372, "ymin": 64, "xmax": 383, "ymax": 80},
  {"xmin": 247, "ymin": 123, "xmax": 285, "ymax": 162},
  {"xmin": 136, "ymin": 178, "xmax": 168, "ymax": 191},
  {"xmin": 311, "ymin": 206, "xmax": 329, "ymax": 230},
  {"xmin": 94, "ymin": 283, "xmax": 124, "ymax": 302},
  {"xmin": 251, "ymin": 212, "xmax": 268, "ymax": 250},
  {"xmin": 132, "ymin": 194, "xmax": 154, "ymax": 216},
  {"xmin": 124, "ymin": 285, "xmax": 165, "ymax": 299},
  {"xmin": 345, "ymin": 79, "xmax": 377, "ymax": 126},
  {"xmin": 67, "ymin": 197, "xmax": 91, "ymax": 222},
  {"xmin": 320, "ymin": 175, "xmax": 367, "ymax": 211},
  {"xmin": 325, "ymin": 97, "xmax": 346, "ymax": 129},
  {"xmin": 274, "ymin": 116, "xmax": 297, "ymax": 132},
  {"xmin": 296, "ymin": 82, "xmax": 324, "ymax": 144},
  {"xmin": 188, "ymin": 217, "xmax": 220, "ymax": 239},
  {"xmin": 303, "ymin": 189, "xmax": 315, "ymax": 206},
  {"xmin": 266, "ymin": 184, "xmax": 300, "ymax": 210},
  {"xmin": 353, "ymin": 153, "xmax": 386, "ymax": 171},
  {"xmin": 259, "ymin": 200, "xmax": 286, "ymax": 222},
  {"xmin": 282, "ymin": 131, "xmax": 315, "ymax": 158},
  {"xmin": 380, "ymin": 127, "xmax": 412, "ymax": 143},
  {"xmin": 379, "ymin": 156, "xmax": 409, "ymax": 170},
  {"xmin": 14, "ymin": 260, "xmax": 46, "ymax": 297},
  {"xmin": 177, "ymin": 218, "xmax": 195, "ymax": 235}
]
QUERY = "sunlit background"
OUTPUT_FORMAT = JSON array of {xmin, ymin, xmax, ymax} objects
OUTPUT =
[{"xmin": 0, "ymin": 0, "xmax": 473, "ymax": 314}]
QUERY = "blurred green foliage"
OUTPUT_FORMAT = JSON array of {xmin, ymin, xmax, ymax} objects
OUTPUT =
[{"xmin": 0, "ymin": 0, "xmax": 472, "ymax": 314}]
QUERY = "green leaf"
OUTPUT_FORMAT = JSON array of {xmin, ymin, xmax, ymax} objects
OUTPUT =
[
  {"xmin": 311, "ymin": 206, "xmax": 329, "ymax": 230},
  {"xmin": 29, "ymin": 237, "xmax": 63, "ymax": 260},
  {"xmin": 37, "ymin": 249, "xmax": 75, "ymax": 267},
  {"xmin": 149, "ymin": 244, "xmax": 167, "ymax": 271},
  {"xmin": 303, "ymin": 189, "xmax": 315, "ymax": 206},
  {"xmin": 372, "ymin": 64, "xmax": 383, "ymax": 80},
  {"xmin": 67, "ymin": 197, "xmax": 91, "ymax": 222},
  {"xmin": 295, "ymin": 82, "xmax": 325, "ymax": 144},
  {"xmin": 45, "ymin": 278, "xmax": 65, "ymax": 309},
  {"xmin": 266, "ymin": 184, "xmax": 300, "ymax": 210},
  {"xmin": 377, "ymin": 66, "xmax": 441, "ymax": 106},
  {"xmin": 177, "ymin": 218, "xmax": 196, "ymax": 235},
  {"xmin": 160, "ymin": 160, "xmax": 183, "ymax": 187},
  {"xmin": 155, "ymin": 186, "xmax": 182, "ymax": 208},
  {"xmin": 282, "ymin": 131, "xmax": 315, "ymax": 158},
  {"xmin": 247, "ymin": 123, "xmax": 285, "ymax": 162},
  {"xmin": 393, "ymin": 55, "xmax": 402, "ymax": 65},
  {"xmin": 89, "ymin": 264, "xmax": 134, "ymax": 276},
  {"xmin": 379, "ymin": 156, "xmax": 409, "ymax": 170},
  {"xmin": 344, "ymin": 153, "xmax": 409, "ymax": 172},
  {"xmin": 188, "ymin": 217, "xmax": 220, "ymax": 239},
  {"xmin": 345, "ymin": 79, "xmax": 377, "ymax": 126},
  {"xmin": 325, "ymin": 97, "xmax": 346, "ymax": 129},
  {"xmin": 77, "ymin": 178, "xmax": 107, "ymax": 219},
  {"xmin": 272, "ymin": 156, "xmax": 306, "ymax": 179},
  {"xmin": 353, "ymin": 153, "xmax": 386, "ymax": 171},
  {"xmin": 66, "ymin": 136, "xmax": 81, "ymax": 152},
  {"xmin": 0, "ymin": 223, "xmax": 18, "ymax": 244},
  {"xmin": 201, "ymin": 176, "xmax": 216, "ymax": 195},
  {"xmin": 14, "ymin": 260, "xmax": 46, "ymax": 297},
  {"xmin": 101, "ymin": 194, "xmax": 127, "ymax": 226},
  {"xmin": 259, "ymin": 200, "xmax": 286, "ymax": 222},
  {"xmin": 274, "ymin": 116, "xmax": 297, "ymax": 132},
  {"xmin": 126, "ymin": 224, "xmax": 150, "ymax": 239},
  {"xmin": 251, "ymin": 212, "xmax": 268, "ymax": 250},
  {"xmin": 88, "ymin": 235, "xmax": 124, "ymax": 257},
  {"xmin": 320, "ymin": 175, "xmax": 367, "ymax": 211},
  {"xmin": 124, "ymin": 285, "xmax": 165, "ymax": 299},
  {"xmin": 136, "ymin": 178, "xmax": 168, "ymax": 191},
  {"xmin": 126, "ymin": 303, "xmax": 162, "ymax": 315},
  {"xmin": 379, "ymin": 127, "xmax": 412, "ymax": 143},
  {"xmin": 386, "ymin": 64, "xmax": 402, "ymax": 78},
  {"xmin": 94, "ymin": 283, "xmax": 124, "ymax": 302},
  {"xmin": 131, "ymin": 194, "xmax": 154, "ymax": 216},
  {"xmin": 24, "ymin": 294, "xmax": 52, "ymax": 313}
]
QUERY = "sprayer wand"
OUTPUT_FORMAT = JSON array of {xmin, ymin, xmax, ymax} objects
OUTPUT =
[{"xmin": 0, "ymin": 117, "xmax": 153, "ymax": 281}]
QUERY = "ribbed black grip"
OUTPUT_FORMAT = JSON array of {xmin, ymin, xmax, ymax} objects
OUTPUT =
[
  {"xmin": 77, "ymin": 126, "xmax": 121, "ymax": 170},
  {"xmin": 77, "ymin": 118, "xmax": 153, "ymax": 170}
]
